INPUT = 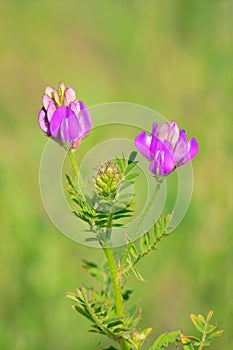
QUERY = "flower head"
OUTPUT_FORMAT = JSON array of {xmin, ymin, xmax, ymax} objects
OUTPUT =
[
  {"xmin": 134, "ymin": 121, "xmax": 198, "ymax": 178},
  {"xmin": 38, "ymin": 82, "xmax": 92, "ymax": 148}
]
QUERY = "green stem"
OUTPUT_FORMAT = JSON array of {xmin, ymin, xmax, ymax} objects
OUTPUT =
[
  {"xmin": 121, "ymin": 341, "xmax": 131, "ymax": 350},
  {"xmin": 103, "ymin": 246, "xmax": 124, "ymax": 315},
  {"xmin": 107, "ymin": 212, "xmax": 113, "ymax": 230},
  {"xmin": 134, "ymin": 180, "xmax": 162, "ymax": 234},
  {"xmin": 198, "ymin": 325, "xmax": 207, "ymax": 350},
  {"xmin": 103, "ymin": 214, "xmax": 130, "ymax": 350},
  {"xmin": 105, "ymin": 210, "xmax": 122, "ymax": 314},
  {"xmin": 68, "ymin": 149, "xmax": 79, "ymax": 182},
  {"xmin": 103, "ymin": 246, "xmax": 130, "ymax": 350}
]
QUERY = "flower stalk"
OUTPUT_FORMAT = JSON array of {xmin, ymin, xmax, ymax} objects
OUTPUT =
[{"xmin": 68, "ymin": 149, "xmax": 79, "ymax": 183}]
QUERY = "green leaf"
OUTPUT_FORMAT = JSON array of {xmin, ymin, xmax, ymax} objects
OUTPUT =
[
  {"xmin": 139, "ymin": 327, "xmax": 152, "ymax": 341},
  {"xmin": 190, "ymin": 336, "xmax": 201, "ymax": 346},
  {"xmin": 150, "ymin": 330, "xmax": 180, "ymax": 349},
  {"xmin": 130, "ymin": 244, "xmax": 138, "ymax": 258},
  {"xmin": 125, "ymin": 162, "xmax": 137, "ymax": 174},
  {"xmin": 119, "ymin": 181, "xmax": 134, "ymax": 191},
  {"xmin": 107, "ymin": 320, "xmax": 124, "ymax": 329},
  {"xmin": 73, "ymin": 305, "xmax": 93, "ymax": 322},
  {"xmin": 113, "ymin": 326, "xmax": 129, "ymax": 334},
  {"xmin": 204, "ymin": 329, "xmax": 224, "ymax": 346},
  {"xmin": 125, "ymin": 173, "xmax": 139, "ymax": 181},
  {"xmin": 65, "ymin": 174, "xmax": 73, "ymax": 187},
  {"xmin": 85, "ymin": 237, "xmax": 99, "ymax": 242},
  {"xmin": 122, "ymin": 289, "xmax": 133, "ymax": 301},
  {"xmin": 115, "ymin": 155, "xmax": 126, "ymax": 171},
  {"xmin": 128, "ymin": 151, "xmax": 137, "ymax": 164},
  {"xmin": 180, "ymin": 333, "xmax": 194, "ymax": 350},
  {"xmin": 197, "ymin": 314, "xmax": 205, "ymax": 323},
  {"xmin": 206, "ymin": 323, "xmax": 218, "ymax": 334},
  {"xmin": 66, "ymin": 292, "xmax": 77, "ymax": 302},
  {"xmin": 140, "ymin": 232, "xmax": 150, "ymax": 251},
  {"xmin": 112, "ymin": 213, "xmax": 133, "ymax": 220},
  {"xmin": 190, "ymin": 313, "xmax": 205, "ymax": 333},
  {"xmin": 206, "ymin": 309, "xmax": 214, "ymax": 322},
  {"xmin": 127, "ymin": 303, "xmax": 138, "ymax": 319},
  {"xmin": 82, "ymin": 260, "xmax": 98, "ymax": 268},
  {"xmin": 131, "ymin": 266, "xmax": 145, "ymax": 282}
]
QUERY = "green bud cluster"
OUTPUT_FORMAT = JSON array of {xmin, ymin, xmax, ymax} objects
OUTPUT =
[{"xmin": 94, "ymin": 160, "xmax": 123, "ymax": 201}]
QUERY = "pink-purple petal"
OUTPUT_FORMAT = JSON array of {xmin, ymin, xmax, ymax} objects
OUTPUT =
[
  {"xmin": 158, "ymin": 141, "xmax": 175, "ymax": 175},
  {"xmin": 187, "ymin": 137, "xmax": 198, "ymax": 160},
  {"xmin": 64, "ymin": 86, "xmax": 76, "ymax": 106},
  {"xmin": 50, "ymin": 106, "xmax": 66, "ymax": 140},
  {"xmin": 78, "ymin": 101, "xmax": 92, "ymax": 136},
  {"xmin": 177, "ymin": 137, "xmax": 198, "ymax": 166},
  {"xmin": 149, "ymin": 134, "xmax": 158, "ymax": 157},
  {"xmin": 168, "ymin": 121, "xmax": 179, "ymax": 145},
  {"xmin": 60, "ymin": 115, "xmax": 79, "ymax": 143},
  {"xmin": 50, "ymin": 106, "xmax": 81, "ymax": 144},
  {"xmin": 38, "ymin": 108, "xmax": 50, "ymax": 135},
  {"xmin": 158, "ymin": 122, "xmax": 170, "ymax": 141},
  {"xmin": 52, "ymin": 90, "xmax": 59, "ymax": 105},
  {"xmin": 151, "ymin": 123, "xmax": 159, "ymax": 137},
  {"xmin": 174, "ymin": 130, "xmax": 188, "ymax": 163},
  {"xmin": 47, "ymin": 101, "xmax": 56, "ymax": 122},
  {"xmin": 42, "ymin": 94, "xmax": 52, "ymax": 109},
  {"xmin": 66, "ymin": 110, "xmax": 80, "ymax": 141},
  {"xmin": 149, "ymin": 157, "xmax": 159, "ymax": 175},
  {"xmin": 134, "ymin": 131, "xmax": 152, "ymax": 160},
  {"xmin": 149, "ymin": 142, "xmax": 175, "ymax": 176},
  {"xmin": 44, "ymin": 86, "xmax": 55, "ymax": 98},
  {"xmin": 69, "ymin": 100, "xmax": 80, "ymax": 115},
  {"xmin": 161, "ymin": 149, "xmax": 175, "ymax": 175}
]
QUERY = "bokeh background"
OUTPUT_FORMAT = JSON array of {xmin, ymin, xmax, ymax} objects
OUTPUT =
[{"xmin": 0, "ymin": 1, "xmax": 232, "ymax": 349}]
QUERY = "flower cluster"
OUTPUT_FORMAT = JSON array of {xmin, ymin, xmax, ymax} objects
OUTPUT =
[
  {"xmin": 38, "ymin": 82, "xmax": 92, "ymax": 148},
  {"xmin": 134, "ymin": 121, "xmax": 198, "ymax": 178}
]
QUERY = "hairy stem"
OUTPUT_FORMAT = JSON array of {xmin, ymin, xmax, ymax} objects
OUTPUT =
[
  {"xmin": 103, "ymin": 246, "xmax": 130, "ymax": 350},
  {"xmin": 103, "ymin": 246, "xmax": 124, "ymax": 315},
  {"xmin": 103, "ymin": 213, "xmax": 130, "ymax": 350}
]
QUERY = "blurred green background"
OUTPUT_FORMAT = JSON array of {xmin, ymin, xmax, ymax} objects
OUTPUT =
[{"xmin": 0, "ymin": 1, "xmax": 232, "ymax": 349}]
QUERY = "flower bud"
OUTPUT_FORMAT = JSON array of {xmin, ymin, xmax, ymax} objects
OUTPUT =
[{"xmin": 94, "ymin": 161, "xmax": 122, "ymax": 201}]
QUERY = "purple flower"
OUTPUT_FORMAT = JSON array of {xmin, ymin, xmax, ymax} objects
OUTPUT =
[
  {"xmin": 38, "ymin": 82, "xmax": 92, "ymax": 148},
  {"xmin": 134, "ymin": 121, "xmax": 198, "ymax": 178}
]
